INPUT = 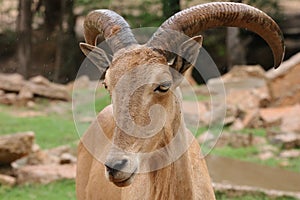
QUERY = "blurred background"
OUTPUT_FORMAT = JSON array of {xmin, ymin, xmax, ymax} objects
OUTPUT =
[
  {"xmin": 0, "ymin": 0, "xmax": 299, "ymax": 83},
  {"xmin": 0, "ymin": 0, "xmax": 299, "ymax": 199}
]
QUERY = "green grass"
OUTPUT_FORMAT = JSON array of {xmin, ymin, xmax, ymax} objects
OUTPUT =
[
  {"xmin": 211, "ymin": 145, "xmax": 259, "ymax": 161},
  {"xmin": 0, "ymin": 88, "xmax": 111, "ymax": 149},
  {"xmin": 95, "ymin": 93, "xmax": 111, "ymax": 113},
  {"xmin": 0, "ymin": 180, "xmax": 76, "ymax": 200},
  {"xmin": 0, "ymin": 109, "xmax": 77, "ymax": 149},
  {"xmin": 237, "ymin": 128, "xmax": 267, "ymax": 137},
  {"xmin": 195, "ymin": 127, "xmax": 300, "ymax": 172},
  {"xmin": 215, "ymin": 191, "xmax": 297, "ymax": 200},
  {"xmin": 0, "ymin": 88, "xmax": 298, "ymax": 199}
]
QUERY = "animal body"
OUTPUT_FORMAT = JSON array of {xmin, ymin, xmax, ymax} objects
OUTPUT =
[{"xmin": 76, "ymin": 2, "xmax": 284, "ymax": 200}]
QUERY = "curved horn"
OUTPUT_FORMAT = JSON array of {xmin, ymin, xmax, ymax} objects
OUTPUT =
[
  {"xmin": 83, "ymin": 9, "xmax": 137, "ymax": 53},
  {"xmin": 147, "ymin": 2, "xmax": 285, "ymax": 68}
]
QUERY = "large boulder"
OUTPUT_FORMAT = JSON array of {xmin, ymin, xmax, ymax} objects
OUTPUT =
[
  {"xmin": 259, "ymin": 104, "xmax": 300, "ymax": 133},
  {"xmin": 267, "ymin": 53, "xmax": 300, "ymax": 107},
  {"xmin": 16, "ymin": 164, "xmax": 76, "ymax": 185},
  {"xmin": 207, "ymin": 65, "xmax": 267, "ymax": 95},
  {"xmin": 207, "ymin": 65, "xmax": 271, "ymax": 129},
  {"xmin": 0, "ymin": 73, "xmax": 70, "ymax": 103},
  {"xmin": 0, "ymin": 174, "xmax": 16, "ymax": 187},
  {"xmin": 0, "ymin": 132, "xmax": 35, "ymax": 165}
]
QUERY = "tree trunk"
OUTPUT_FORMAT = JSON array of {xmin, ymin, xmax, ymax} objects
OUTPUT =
[
  {"xmin": 53, "ymin": 0, "xmax": 79, "ymax": 83},
  {"xmin": 44, "ymin": 0, "xmax": 61, "ymax": 32},
  {"xmin": 17, "ymin": 0, "xmax": 32, "ymax": 79},
  {"xmin": 226, "ymin": 27, "xmax": 246, "ymax": 70},
  {"xmin": 53, "ymin": 0, "xmax": 65, "ymax": 82},
  {"xmin": 226, "ymin": 0, "xmax": 246, "ymax": 70}
]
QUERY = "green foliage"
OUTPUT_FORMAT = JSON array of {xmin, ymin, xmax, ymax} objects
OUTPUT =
[
  {"xmin": 75, "ymin": 0, "xmax": 112, "ymax": 12},
  {"xmin": 243, "ymin": 0, "xmax": 282, "ymax": 21},
  {"xmin": 123, "ymin": 0, "xmax": 164, "ymax": 28},
  {"xmin": 0, "ymin": 180, "xmax": 76, "ymax": 200}
]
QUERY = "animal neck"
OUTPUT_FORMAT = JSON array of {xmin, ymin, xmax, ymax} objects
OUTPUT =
[
  {"xmin": 147, "ymin": 106, "xmax": 196, "ymax": 199},
  {"xmin": 148, "ymin": 149, "xmax": 195, "ymax": 199}
]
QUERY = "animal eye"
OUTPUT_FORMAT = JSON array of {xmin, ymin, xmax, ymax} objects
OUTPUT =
[
  {"xmin": 154, "ymin": 82, "xmax": 171, "ymax": 93},
  {"xmin": 102, "ymin": 81, "xmax": 108, "ymax": 89}
]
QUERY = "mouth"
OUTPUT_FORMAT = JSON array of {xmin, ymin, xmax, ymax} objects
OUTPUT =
[
  {"xmin": 110, "ymin": 169, "xmax": 137, "ymax": 187},
  {"xmin": 113, "ymin": 173, "xmax": 135, "ymax": 187}
]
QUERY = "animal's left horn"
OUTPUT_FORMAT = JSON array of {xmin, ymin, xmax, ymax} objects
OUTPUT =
[
  {"xmin": 147, "ymin": 2, "xmax": 285, "ymax": 68},
  {"xmin": 83, "ymin": 9, "xmax": 137, "ymax": 53}
]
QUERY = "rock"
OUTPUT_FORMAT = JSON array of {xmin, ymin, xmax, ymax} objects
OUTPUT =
[
  {"xmin": 231, "ymin": 119, "xmax": 244, "ymax": 131},
  {"xmin": 197, "ymin": 131, "xmax": 215, "ymax": 145},
  {"xmin": 226, "ymin": 86, "xmax": 270, "ymax": 113},
  {"xmin": 279, "ymin": 160, "xmax": 290, "ymax": 168},
  {"xmin": 17, "ymin": 164, "xmax": 76, "ymax": 185},
  {"xmin": 271, "ymin": 132, "xmax": 300, "ymax": 149},
  {"xmin": 26, "ymin": 100, "xmax": 36, "ymax": 108},
  {"xmin": 229, "ymin": 133, "xmax": 254, "ymax": 148},
  {"xmin": 46, "ymin": 145, "xmax": 72, "ymax": 157},
  {"xmin": 267, "ymin": 53, "xmax": 300, "ymax": 106},
  {"xmin": 182, "ymin": 101, "xmax": 209, "ymax": 126},
  {"xmin": 280, "ymin": 105, "xmax": 300, "ymax": 133},
  {"xmin": 279, "ymin": 149, "xmax": 300, "ymax": 159},
  {"xmin": 60, "ymin": 153, "xmax": 77, "ymax": 164},
  {"xmin": 258, "ymin": 151, "xmax": 274, "ymax": 161},
  {"xmin": 0, "ymin": 165, "xmax": 14, "ymax": 176},
  {"xmin": 260, "ymin": 105, "xmax": 300, "ymax": 133},
  {"xmin": 0, "ymin": 73, "xmax": 25, "ymax": 92},
  {"xmin": 0, "ymin": 174, "xmax": 16, "ymax": 187},
  {"xmin": 18, "ymin": 86, "xmax": 34, "ymax": 101},
  {"xmin": 71, "ymin": 75, "xmax": 90, "ymax": 89},
  {"xmin": 12, "ymin": 145, "xmax": 74, "ymax": 168},
  {"xmin": 259, "ymin": 145, "xmax": 278, "ymax": 154},
  {"xmin": 26, "ymin": 81, "xmax": 70, "ymax": 101},
  {"xmin": 13, "ymin": 150, "xmax": 58, "ymax": 167},
  {"xmin": 274, "ymin": 88, "xmax": 300, "ymax": 107},
  {"xmin": 224, "ymin": 65, "xmax": 267, "ymax": 80},
  {"xmin": 252, "ymin": 136, "xmax": 267, "ymax": 146},
  {"xmin": 29, "ymin": 75, "xmax": 50, "ymax": 86},
  {"xmin": 0, "ymin": 73, "xmax": 70, "ymax": 102},
  {"xmin": 0, "ymin": 90, "xmax": 4, "ymax": 96},
  {"xmin": 0, "ymin": 132, "xmax": 35, "ymax": 165},
  {"xmin": 207, "ymin": 65, "xmax": 267, "ymax": 95},
  {"xmin": 0, "ymin": 93, "xmax": 17, "ymax": 105},
  {"xmin": 241, "ymin": 109, "xmax": 261, "ymax": 129}
]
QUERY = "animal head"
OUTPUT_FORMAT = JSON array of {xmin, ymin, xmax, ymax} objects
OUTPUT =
[{"xmin": 80, "ymin": 2, "xmax": 284, "ymax": 187}]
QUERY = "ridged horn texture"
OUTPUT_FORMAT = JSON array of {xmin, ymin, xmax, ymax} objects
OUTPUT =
[
  {"xmin": 147, "ymin": 2, "xmax": 285, "ymax": 68},
  {"xmin": 83, "ymin": 9, "xmax": 137, "ymax": 53}
]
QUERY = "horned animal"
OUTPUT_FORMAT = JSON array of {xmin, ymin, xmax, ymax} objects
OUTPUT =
[{"xmin": 76, "ymin": 2, "xmax": 284, "ymax": 200}]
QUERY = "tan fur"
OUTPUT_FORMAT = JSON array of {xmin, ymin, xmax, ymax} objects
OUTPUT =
[{"xmin": 76, "ymin": 45, "xmax": 215, "ymax": 199}]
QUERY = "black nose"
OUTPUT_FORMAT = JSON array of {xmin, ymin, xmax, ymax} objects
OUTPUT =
[{"xmin": 105, "ymin": 159, "xmax": 128, "ymax": 176}]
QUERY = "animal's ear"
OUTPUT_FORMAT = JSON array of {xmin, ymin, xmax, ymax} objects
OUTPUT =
[
  {"xmin": 79, "ymin": 42, "xmax": 111, "ymax": 70},
  {"xmin": 169, "ymin": 35, "xmax": 203, "ymax": 74}
]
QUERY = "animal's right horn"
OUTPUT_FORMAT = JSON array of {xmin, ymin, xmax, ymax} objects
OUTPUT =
[
  {"xmin": 147, "ymin": 2, "xmax": 285, "ymax": 68},
  {"xmin": 83, "ymin": 9, "xmax": 137, "ymax": 54}
]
